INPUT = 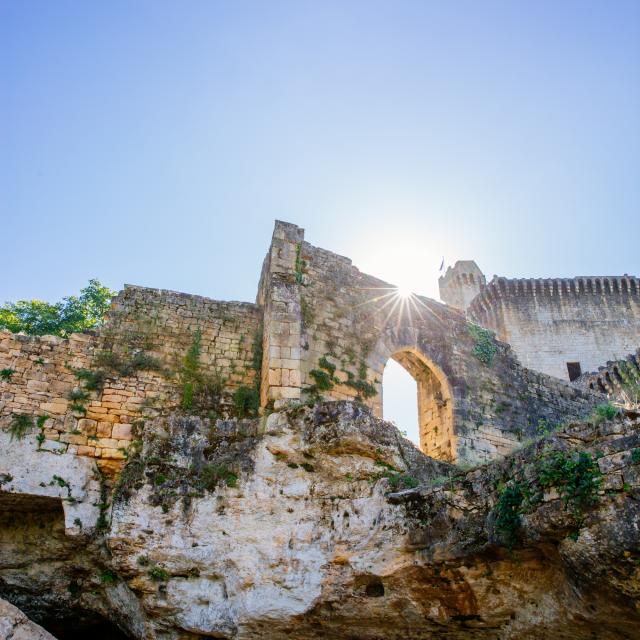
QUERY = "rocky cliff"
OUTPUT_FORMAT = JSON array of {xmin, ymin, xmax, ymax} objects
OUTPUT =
[{"xmin": 1, "ymin": 401, "xmax": 639, "ymax": 639}]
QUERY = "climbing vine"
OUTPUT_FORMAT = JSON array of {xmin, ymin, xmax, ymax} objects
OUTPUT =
[
  {"xmin": 468, "ymin": 323, "xmax": 498, "ymax": 366},
  {"xmin": 493, "ymin": 447, "xmax": 602, "ymax": 548}
]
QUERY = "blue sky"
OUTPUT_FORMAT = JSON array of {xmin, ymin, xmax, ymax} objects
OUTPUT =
[{"xmin": 2, "ymin": 1, "xmax": 639, "ymax": 444}]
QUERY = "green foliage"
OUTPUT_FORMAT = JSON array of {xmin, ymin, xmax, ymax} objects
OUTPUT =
[
  {"xmin": 318, "ymin": 356, "xmax": 336, "ymax": 377},
  {"xmin": 67, "ymin": 387, "xmax": 89, "ymax": 402},
  {"xmin": 494, "ymin": 482, "xmax": 525, "ymax": 549},
  {"xmin": 148, "ymin": 565, "xmax": 170, "ymax": 582},
  {"xmin": 193, "ymin": 462, "xmax": 238, "ymax": 491},
  {"xmin": 233, "ymin": 385, "xmax": 259, "ymax": 418},
  {"xmin": 99, "ymin": 569, "xmax": 116, "ymax": 584},
  {"xmin": 344, "ymin": 358, "xmax": 377, "ymax": 400},
  {"xmin": 387, "ymin": 473, "xmax": 419, "ymax": 490},
  {"xmin": 468, "ymin": 323, "xmax": 498, "ymax": 366},
  {"xmin": 7, "ymin": 413, "xmax": 33, "ymax": 440},
  {"xmin": 492, "ymin": 447, "xmax": 602, "ymax": 550},
  {"xmin": 137, "ymin": 555, "xmax": 150, "ymax": 566},
  {"xmin": 631, "ymin": 448, "xmax": 640, "ymax": 464},
  {"xmin": 536, "ymin": 450, "xmax": 602, "ymax": 515},
  {"xmin": 0, "ymin": 368, "xmax": 16, "ymax": 381},
  {"xmin": 96, "ymin": 504, "xmax": 110, "ymax": 532},
  {"xmin": 300, "ymin": 462, "xmax": 315, "ymax": 472},
  {"xmin": 50, "ymin": 474, "xmax": 72, "ymax": 498},
  {"xmin": 71, "ymin": 368, "xmax": 106, "ymax": 392},
  {"xmin": 594, "ymin": 403, "xmax": 617, "ymax": 423},
  {"xmin": 344, "ymin": 377, "xmax": 377, "ymax": 399},
  {"xmin": 0, "ymin": 279, "xmax": 115, "ymax": 337},
  {"xmin": 309, "ymin": 368, "xmax": 335, "ymax": 391},
  {"xmin": 36, "ymin": 414, "xmax": 48, "ymax": 449},
  {"xmin": 94, "ymin": 349, "xmax": 162, "ymax": 378},
  {"xmin": 300, "ymin": 296, "xmax": 314, "ymax": 326},
  {"xmin": 179, "ymin": 329, "xmax": 225, "ymax": 411},
  {"xmin": 294, "ymin": 243, "xmax": 306, "ymax": 284}
]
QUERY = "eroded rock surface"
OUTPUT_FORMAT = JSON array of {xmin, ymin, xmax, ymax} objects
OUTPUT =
[
  {"xmin": 0, "ymin": 597, "xmax": 57, "ymax": 640},
  {"xmin": 1, "ymin": 402, "xmax": 639, "ymax": 639}
]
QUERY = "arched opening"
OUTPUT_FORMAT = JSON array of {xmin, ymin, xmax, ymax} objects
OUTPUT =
[
  {"xmin": 382, "ymin": 359, "xmax": 420, "ymax": 446},
  {"xmin": 382, "ymin": 348, "xmax": 455, "ymax": 461}
]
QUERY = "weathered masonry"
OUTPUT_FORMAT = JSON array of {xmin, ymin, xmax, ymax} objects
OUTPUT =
[
  {"xmin": 440, "ymin": 260, "xmax": 640, "ymax": 382},
  {"xmin": 1, "ymin": 221, "xmax": 620, "ymax": 476}
]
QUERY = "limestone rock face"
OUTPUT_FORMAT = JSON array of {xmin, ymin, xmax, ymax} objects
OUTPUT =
[
  {"xmin": 1, "ymin": 402, "xmax": 640, "ymax": 639},
  {"xmin": 0, "ymin": 597, "xmax": 57, "ymax": 640}
]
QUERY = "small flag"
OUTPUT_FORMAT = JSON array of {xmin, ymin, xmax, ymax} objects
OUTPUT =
[{"xmin": 439, "ymin": 257, "xmax": 444, "ymax": 271}]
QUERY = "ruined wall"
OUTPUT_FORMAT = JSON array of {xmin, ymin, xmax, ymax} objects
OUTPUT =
[
  {"xmin": 573, "ymin": 348, "xmax": 640, "ymax": 404},
  {"xmin": 258, "ymin": 222, "xmax": 600, "ymax": 463},
  {"xmin": 1, "ymin": 221, "xmax": 609, "ymax": 468},
  {"xmin": 467, "ymin": 276, "xmax": 640, "ymax": 381},
  {"xmin": 0, "ymin": 286, "xmax": 260, "ymax": 474}
]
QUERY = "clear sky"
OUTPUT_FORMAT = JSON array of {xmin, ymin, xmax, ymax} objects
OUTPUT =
[{"xmin": 2, "ymin": 1, "xmax": 639, "ymax": 445}]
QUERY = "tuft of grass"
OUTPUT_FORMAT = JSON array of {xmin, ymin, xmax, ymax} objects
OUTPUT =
[
  {"xmin": 7, "ymin": 413, "xmax": 33, "ymax": 440},
  {"xmin": 99, "ymin": 569, "xmax": 116, "ymax": 584},
  {"xmin": 0, "ymin": 368, "xmax": 16, "ymax": 381},
  {"xmin": 148, "ymin": 565, "xmax": 170, "ymax": 582},
  {"xmin": 594, "ymin": 403, "xmax": 617, "ymax": 423}
]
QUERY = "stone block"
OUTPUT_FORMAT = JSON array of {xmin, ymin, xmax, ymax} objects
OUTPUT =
[
  {"xmin": 112, "ymin": 423, "xmax": 132, "ymax": 439},
  {"xmin": 101, "ymin": 448, "xmax": 126, "ymax": 460},
  {"xmin": 77, "ymin": 445, "xmax": 96, "ymax": 456},
  {"xmin": 78, "ymin": 418, "xmax": 97, "ymax": 436}
]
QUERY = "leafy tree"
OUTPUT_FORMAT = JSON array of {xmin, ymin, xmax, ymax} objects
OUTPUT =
[{"xmin": 0, "ymin": 279, "xmax": 115, "ymax": 337}]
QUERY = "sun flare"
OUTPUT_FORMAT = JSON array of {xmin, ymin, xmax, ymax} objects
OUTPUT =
[{"xmin": 396, "ymin": 285, "xmax": 413, "ymax": 298}]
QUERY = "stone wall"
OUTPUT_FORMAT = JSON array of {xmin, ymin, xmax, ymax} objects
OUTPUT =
[
  {"xmin": 0, "ymin": 221, "xmax": 611, "ymax": 468},
  {"xmin": 573, "ymin": 348, "xmax": 640, "ymax": 404},
  {"xmin": 467, "ymin": 276, "xmax": 640, "ymax": 381},
  {"xmin": 258, "ymin": 222, "xmax": 600, "ymax": 463},
  {"xmin": 0, "ymin": 286, "xmax": 261, "ymax": 474}
]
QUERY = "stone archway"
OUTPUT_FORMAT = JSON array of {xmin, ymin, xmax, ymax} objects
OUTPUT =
[{"xmin": 388, "ymin": 347, "xmax": 455, "ymax": 461}]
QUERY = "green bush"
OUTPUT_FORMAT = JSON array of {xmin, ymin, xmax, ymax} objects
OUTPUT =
[
  {"xmin": 233, "ymin": 385, "xmax": 259, "ymax": 418},
  {"xmin": 179, "ymin": 330, "xmax": 225, "ymax": 411},
  {"xmin": 495, "ymin": 482, "xmax": 525, "ymax": 549},
  {"xmin": 468, "ymin": 323, "xmax": 498, "ymax": 366},
  {"xmin": 0, "ymin": 279, "xmax": 115, "ymax": 337},
  {"xmin": 594, "ymin": 403, "xmax": 617, "ymax": 422},
  {"xmin": 537, "ymin": 450, "xmax": 602, "ymax": 515},
  {"xmin": 0, "ymin": 368, "xmax": 16, "ymax": 381}
]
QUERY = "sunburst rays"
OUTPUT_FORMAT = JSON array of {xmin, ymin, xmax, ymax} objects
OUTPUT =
[{"xmin": 352, "ymin": 284, "xmax": 447, "ymax": 331}]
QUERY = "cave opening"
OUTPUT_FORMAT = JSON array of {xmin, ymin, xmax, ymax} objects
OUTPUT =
[{"xmin": 40, "ymin": 616, "xmax": 132, "ymax": 640}]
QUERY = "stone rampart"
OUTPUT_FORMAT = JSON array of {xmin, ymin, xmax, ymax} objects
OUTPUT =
[
  {"xmin": 0, "ymin": 221, "xmax": 609, "ymax": 467},
  {"xmin": 468, "ymin": 275, "xmax": 640, "ymax": 380},
  {"xmin": 0, "ymin": 286, "xmax": 261, "ymax": 474},
  {"xmin": 574, "ymin": 348, "xmax": 640, "ymax": 404}
]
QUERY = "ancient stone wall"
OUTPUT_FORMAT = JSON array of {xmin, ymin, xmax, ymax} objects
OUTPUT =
[
  {"xmin": 0, "ymin": 221, "xmax": 610, "ymax": 468},
  {"xmin": 258, "ymin": 222, "xmax": 600, "ymax": 463},
  {"xmin": 573, "ymin": 348, "xmax": 640, "ymax": 404},
  {"xmin": 466, "ymin": 276, "xmax": 640, "ymax": 381},
  {"xmin": 0, "ymin": 286, "xmax": 260, "ymax": 474}
]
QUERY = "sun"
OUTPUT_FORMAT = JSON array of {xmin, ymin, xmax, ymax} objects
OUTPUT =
[{"xmin": 396, "ymin": 285, "xmax": 413, "ymax": 298}]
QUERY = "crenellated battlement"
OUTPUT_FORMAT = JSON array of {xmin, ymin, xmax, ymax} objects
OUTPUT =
[
  {"xmin": 460, "ymin": 270, "xmax": 640, "ymax": 382},
  {"xmin": 469, "ymin": 274, "xmax": 640, "ymax": 314}
]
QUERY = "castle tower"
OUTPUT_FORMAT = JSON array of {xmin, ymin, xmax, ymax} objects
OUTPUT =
[{"xmin": 438, "ymin": 260, "xmax": 486, "ymax": 310}]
